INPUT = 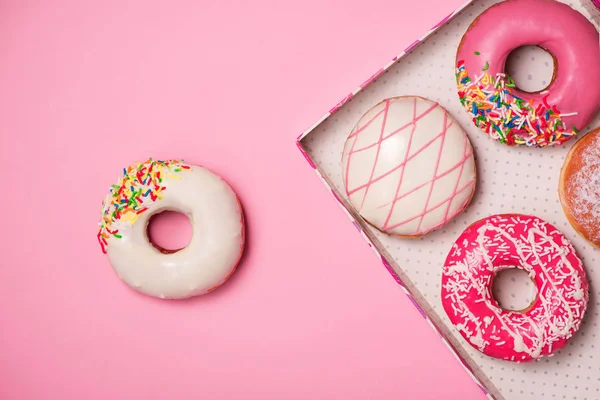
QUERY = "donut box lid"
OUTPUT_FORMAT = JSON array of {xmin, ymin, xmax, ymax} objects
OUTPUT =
[{"xmin": 296, "ymin": 1, "xmax": 600, "ymax": 399}]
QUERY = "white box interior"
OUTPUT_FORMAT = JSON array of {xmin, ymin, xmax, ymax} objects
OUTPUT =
[{"xmin": 300, "ymin": 1, "xmax": 600, "ymax": 399}]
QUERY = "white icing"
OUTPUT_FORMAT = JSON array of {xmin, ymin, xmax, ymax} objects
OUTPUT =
[
  {"xmin": 341, "ymin": 97, "xmax": 476, "ymax": 236},
  {"xmin": 484, "ymin": 316, "xmax": 493, "ymax": 327},
  {"xmin": 106, "ymin": 165, "xmax": 244, "ymax": 299}
]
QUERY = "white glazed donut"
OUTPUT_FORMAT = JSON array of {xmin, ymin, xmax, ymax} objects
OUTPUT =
[
  {"xmin": 98, "ymin": 158, "xmax": 245, "ymax": 299},
  {"xmin": 341, "ymin": 96, "xmax": 477, "ymax": 237}
]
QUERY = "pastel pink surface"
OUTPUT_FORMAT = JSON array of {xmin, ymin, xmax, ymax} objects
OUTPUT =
[
  {"xmin": 0, "ymin": 1, "xmax": 483, "ymax": 399},
  {"xmin": 457, "ymin": 0, "xmax": 600, "ymax": 140}
]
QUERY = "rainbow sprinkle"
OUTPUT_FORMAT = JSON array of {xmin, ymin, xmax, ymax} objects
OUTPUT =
[
  {"xmin": 456, "ymin": 60, "xmax": 578, "ymax": 147},
  {"xmin": 97, "ymin": 158, "xmax": 191, "ymax": 253}
]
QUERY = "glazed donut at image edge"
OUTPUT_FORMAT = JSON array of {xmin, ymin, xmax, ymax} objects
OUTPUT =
[
  {"xmin": 559, "ymin": 128, "xmax": 600, "ymax": 247},
  {"xmin": 442, "ymin": 214, "xmax": 588, "ymax": 362},
  {"xmin": 97, "ymin": 158, "xmax": 245, "ymax": 299},
  {"xmin": 456, "ymin": 0, "xmax": 600, "ymax": 147},
  {"xmin": 341, "ymin": 96, "xmax": 477, "ymax": 238}
]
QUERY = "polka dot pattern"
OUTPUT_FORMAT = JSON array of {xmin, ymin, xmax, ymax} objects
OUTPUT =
[
  {"xmin": 302, "ymin": 1, "xmax": 600, "ymax": 399},
  {"xmin": 505, "ymin": 46, "xmax": 555, "ymax": 94},
  {"xmin": 492, "ymin": 268, "xmax": 537, "ymax": 312}
]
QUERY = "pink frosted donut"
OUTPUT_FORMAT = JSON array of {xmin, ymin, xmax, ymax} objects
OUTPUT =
[
  {"xmin": 442, "ymin": 214, "xmax": 589, "ymax": 362},
  {"xmin": 456, "ymin": 0, "xmax": 600, "ymax": 147}
]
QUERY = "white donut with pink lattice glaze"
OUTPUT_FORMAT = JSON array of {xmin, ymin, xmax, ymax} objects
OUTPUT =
[
  {"xmin": 442, "ymin": 214, "xmax": 589, "ymax": 362},
  {"xmin": 341, "ymin": 96, "xmax": 476, "ymax": 237}
]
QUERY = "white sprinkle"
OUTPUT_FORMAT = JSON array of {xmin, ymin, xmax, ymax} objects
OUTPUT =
[{"xmin": 559, "ymin": 112, "xmax": 578, "ymax": 118}]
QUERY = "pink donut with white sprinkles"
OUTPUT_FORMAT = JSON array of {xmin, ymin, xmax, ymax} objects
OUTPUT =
[{"xmin": 442, "ymin": 214, "xmax": 589, "ymax": 362}]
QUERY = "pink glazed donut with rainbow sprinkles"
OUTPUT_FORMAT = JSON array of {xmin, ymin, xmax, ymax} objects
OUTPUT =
[
  {"xmin": 442, "ymin": 214, "xmax": 589, "ymax": 362},
  {"xmin": 456, "ymin": 0, "xmax": 600, "ymax": 147},
  {"xmin": 98, "ymin": 158, "xmax": 245, "ymax": 299}
]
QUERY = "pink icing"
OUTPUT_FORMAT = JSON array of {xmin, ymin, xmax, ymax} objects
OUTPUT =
[
  {"xmin": 457, "ymin": 0, "xmax": 600, "ymax": 144},
  {"xmin": 442, "ymin": 214, "xmax": 589, "ymax": 362}
]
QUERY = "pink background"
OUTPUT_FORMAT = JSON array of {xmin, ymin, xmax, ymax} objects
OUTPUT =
[{"xmin": 0, "ymin": 1, "xmax": 485, "ymax": 399}]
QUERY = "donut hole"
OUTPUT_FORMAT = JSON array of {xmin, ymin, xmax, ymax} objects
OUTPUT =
[
  {"xmin": 505, "ymin": 45, "xmax": 556, "ymax": 94},
  {"xmin": 146, "ymin": 211, "xmax": 193, "ymax": 254},
  {"xmin": 491, "ymin": 267, "xmax": 538, "ymax": 312}
]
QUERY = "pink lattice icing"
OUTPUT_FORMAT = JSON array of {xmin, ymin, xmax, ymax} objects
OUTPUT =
[
  {"xmin": 341, "ymin": 96, "xmax": 476, "ymax": 236},
  {"xmin": 442, "ymin": 214, "xmax": 589, "ymax": 362}
]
